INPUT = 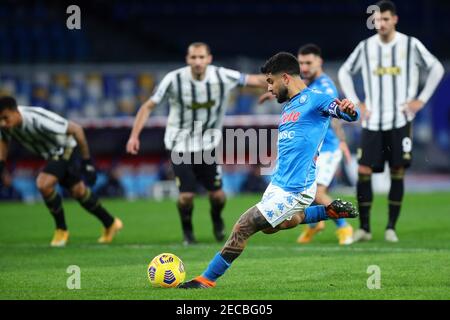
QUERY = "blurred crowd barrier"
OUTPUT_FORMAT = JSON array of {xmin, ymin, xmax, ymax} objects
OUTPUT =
[{"xmin": 1, "ymin": 62, "xmax": 449, "ymax": 201}]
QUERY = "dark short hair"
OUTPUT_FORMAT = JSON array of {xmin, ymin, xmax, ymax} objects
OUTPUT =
[
  {"xmin": 298, "ymin": 43, "xmax": 322, "ymax": 57},
  {"xmin": 0, "ymin": 96, "xmax": 18, "ymax": 112},
  {"xmin": 187, "ymin": 42, "xmax": 211, "ymax": 55},
  {"xmin": 260, "ymin": 52, "xmax": 300, "ymax": 76},
  {"xmin": 376, "ymin": 0, "xmax": 397, "ymax": 15}
]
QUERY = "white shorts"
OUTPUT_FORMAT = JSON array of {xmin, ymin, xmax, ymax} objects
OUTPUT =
[
  {"xmin": 316, "ymin": 149, "xmax": 342, "ymax": 187},
  {"xmin": 256, "ymin": 183, "xmax": 317, "ymax": 228}
]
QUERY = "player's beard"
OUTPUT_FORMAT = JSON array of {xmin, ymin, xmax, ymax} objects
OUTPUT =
[{"xmin": 276, "ymin": 86, "xmax": 289, "ymax": 103}]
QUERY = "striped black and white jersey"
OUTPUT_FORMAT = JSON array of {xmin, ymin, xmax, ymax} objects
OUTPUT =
[
  {"xmin": 150, "ymin": 65, "xmax": 247, "ymax": 152},
  {"xmin": 338, "ymin": 31, "xmax": 444, "ymax": 131},
  {"xmin": 0, "ymin": 106, "xmax": 76, "ymax": 160}
]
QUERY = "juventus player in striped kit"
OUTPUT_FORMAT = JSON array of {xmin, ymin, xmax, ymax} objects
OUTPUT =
[
  {"xmin": 0, "ymin": 96, "xmax": 122, "ymax": 247},
  {"xmin": 338, "ymin": 1, "xmax": 444, "ymax": 242},
  {"xmin": 126, "ymin": 42, "xmax": 266, "ymax": 245}
]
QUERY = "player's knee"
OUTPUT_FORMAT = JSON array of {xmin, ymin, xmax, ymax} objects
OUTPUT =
[
  {"xmin": 358, "ymin": 165, "xmax": 372, "ymax": 176},
  {"xmin": 36, "ymin": 175, "xmax": 56, "ymax": 197},
  {"xmin": 70, "ymin": 182, "xmax": 86, "ymax": 199},
  {"xmin": 278, "ymin": 216, "xmax": 300, "ymax": 230},
  {"xmin": 390, "ymin": 166, "xmax": 405, "ymax": 177},
  {"xmin": 262, "ymin": 227, "xmax": 279, "ymax": 234},
  {"xmin": 209, "ymin": 190, "xmax": 226, "ymax": 205},
  {"xmin": 178, "ymin": 192, "xmax": 195, "ymax": 207}
]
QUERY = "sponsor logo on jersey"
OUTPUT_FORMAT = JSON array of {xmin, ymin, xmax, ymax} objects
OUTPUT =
[
  {"xmin": 299, "ymin": 94, "xmax": 308, "ymax": 104},
  {"xmin": 281, "ymin": 111, "xmax": 300, "ymax": 124},
  {"xmin": 189, "ymin": 100, "xmax": 216, "ymax": 110},
  {"xmin": 373, "ymin": 66, "xmax": 401, "ymax": 76},
  {"xmin": 278, "ymin": 130, "xmax": 295, "ymax": 141}
]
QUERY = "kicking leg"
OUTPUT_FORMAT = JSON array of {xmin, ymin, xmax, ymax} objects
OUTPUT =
[
  {"xmin": 179, "ymin": 199, "xmax": 358, "ymax": 288},
  {"xmin": 178, "ymin": 205, "xmax": 271, "ymax": 288}
]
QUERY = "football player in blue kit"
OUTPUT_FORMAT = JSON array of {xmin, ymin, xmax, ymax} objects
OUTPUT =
[
  {"xmin": 296, "ymin": 44, "xmax": 354, "ymax": 245},
  {"xmin": 178, "ymin": 52, "xmax": 360, "ymax": 289}
]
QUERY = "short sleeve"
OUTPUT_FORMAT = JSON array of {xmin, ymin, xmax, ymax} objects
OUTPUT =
[
  {"xmin": 219, "ymin": 67, "xmax": 247, "ymax": 90},
  {"xmin": 32, "ymin": 108, "xmax": 69, "ymax": 135},
  {"xmin": 149, "ymin": 72, "xmax": 174, "ymax": 104}
]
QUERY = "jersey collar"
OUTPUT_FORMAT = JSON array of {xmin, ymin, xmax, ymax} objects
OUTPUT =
[{"xmin": 289, "ymin": 87, "xmax": 310, "ymax": 102}]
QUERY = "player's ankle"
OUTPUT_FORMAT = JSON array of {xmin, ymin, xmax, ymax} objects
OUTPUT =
[{"xmin": 195, "ymin": 275, "xmax": 216, "ymax": 287}]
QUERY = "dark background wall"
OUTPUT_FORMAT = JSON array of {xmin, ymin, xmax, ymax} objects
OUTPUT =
[{"xmin": 1, "ymin": 0, "xmax": 449, "ymax": 63}]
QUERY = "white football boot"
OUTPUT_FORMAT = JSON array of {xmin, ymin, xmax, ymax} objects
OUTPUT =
[
  {"xmin": 385, "ymin": 229, "xmax": 399, "ymax": 242},
  {"xmin": 352, "ymin": 228, "xmax": 372, "ymax": 242}
]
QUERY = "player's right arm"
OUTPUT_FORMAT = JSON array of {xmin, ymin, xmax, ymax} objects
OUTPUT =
[
  {"xmin": 126, "ymin": 99, "xmax": 157, "ymax": 155},
  {"xmin": 338, "ymin": 41, "xmax": 368, "ymax": 118},
  {"xmin": 126, "ymin": 72, "xmax": 173, "ymax": 155}
]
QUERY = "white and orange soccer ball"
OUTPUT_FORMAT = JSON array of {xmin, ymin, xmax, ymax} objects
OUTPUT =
[{"xmin": 147, "ymin": 253, "xmax": 186, "ymax": 288}]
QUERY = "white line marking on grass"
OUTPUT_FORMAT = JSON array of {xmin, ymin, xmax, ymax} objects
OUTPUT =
[{"xmin": 0, "ymin": 243, "xmax": 449, "ymax": 254}]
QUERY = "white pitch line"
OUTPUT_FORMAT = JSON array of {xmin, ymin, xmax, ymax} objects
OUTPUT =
[{"xmin": 0, "ymin": 243, "xmax": 449, "ymax": 254}]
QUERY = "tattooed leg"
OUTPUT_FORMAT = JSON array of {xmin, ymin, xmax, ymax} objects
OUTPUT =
[
  {"xmin": 220, "ymin": 206, "xmax": 271, "ymax": 263},
  {"xmin": 178, "ymin": 208, "xmax": 306, "ymax": 287},
  {"xmin": 261, "ymin": 211, "xmax": 305, "ymax": 234}
]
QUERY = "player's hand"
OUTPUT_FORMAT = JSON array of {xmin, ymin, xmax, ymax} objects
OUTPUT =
[
  {"xmin": 339, "ymin": 141, "xmax": 352, "ymax": 164},
  {"xmin": 359, "ymin": 102, "xmax": 371, "ymax": 120},
  {"xmin": 81, "ymin": 159, "xmax": 97, "ymax": 185},
  {"xmin": 258, "ymin": 92, "xmax": 275, "ymax": 104},
  {"xmin": 402, "ymin": 100, "xmax": 425, "ymax": 117},
  {"xmin": 335, "ymin": 98, "xmax": 356, "ymax": 117},
  {"xmin": 126, "ymin": 137, "xmax": 140, "ymax": 155}
]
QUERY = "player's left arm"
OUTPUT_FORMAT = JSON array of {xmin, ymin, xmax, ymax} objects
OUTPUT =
[
  {"xmin": 67, "ymin": 121, "xmax": 90, "ymax": 160},
  {"xmin": 67, "ymin": 121, "xmax": 97, "ymax": 184},
  {"xmin": 404, "ymin": 38, "xmax": 445, "ymax": 115},
  {"xmin": 322, "ymin": 97, "xmax": 359, "ymax": 122}
]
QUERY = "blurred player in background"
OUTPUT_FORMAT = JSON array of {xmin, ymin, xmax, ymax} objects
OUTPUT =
[
  {"xmin": 179, "ymin": 52, "xmax": 359, "ymax": 289},
  {"xmin": 0, "ymin": 96, "xmax": 122, "ymax": 247},
  {"xmin": 126, "ymin": 42, "xmax": 266, "ymax": 245},
  {"xmin": 338, "ymin": 0, "xmax": 444, "ymax": 242},
  {"xmin": 296, "ymin": 44, "xmax": 354, "ymax": 245}
]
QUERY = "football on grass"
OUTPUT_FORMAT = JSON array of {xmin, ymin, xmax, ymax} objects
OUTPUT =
[{"xmin": 147, "ymin": 253, "xmax": 186, "ymax": 288}]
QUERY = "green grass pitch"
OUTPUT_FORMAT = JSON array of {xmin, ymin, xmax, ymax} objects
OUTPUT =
[{"xmin": 1, "ymin": 192, "xmax": 450, "ymax": 300}]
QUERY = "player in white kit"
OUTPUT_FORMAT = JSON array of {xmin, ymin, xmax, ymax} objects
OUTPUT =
[
  {"xmin": 338, "ymin": 1, "xmax": 444, "ymax": 242},
  {"xmin": 126, "ymin": 42, "xmax": 266, "ymax": 245},
  {"xmin": 0, "ymin": 96, "xmax": 122, "ymax": 247}
]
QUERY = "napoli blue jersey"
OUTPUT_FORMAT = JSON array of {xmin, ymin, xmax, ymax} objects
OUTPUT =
[
  {"xmin": 271, "ymin": 87, "xmax": 358, "ymax": 193},
  {"xmin": 309, "ymin": 74, "xmax": 340, "ymax": 152}
]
